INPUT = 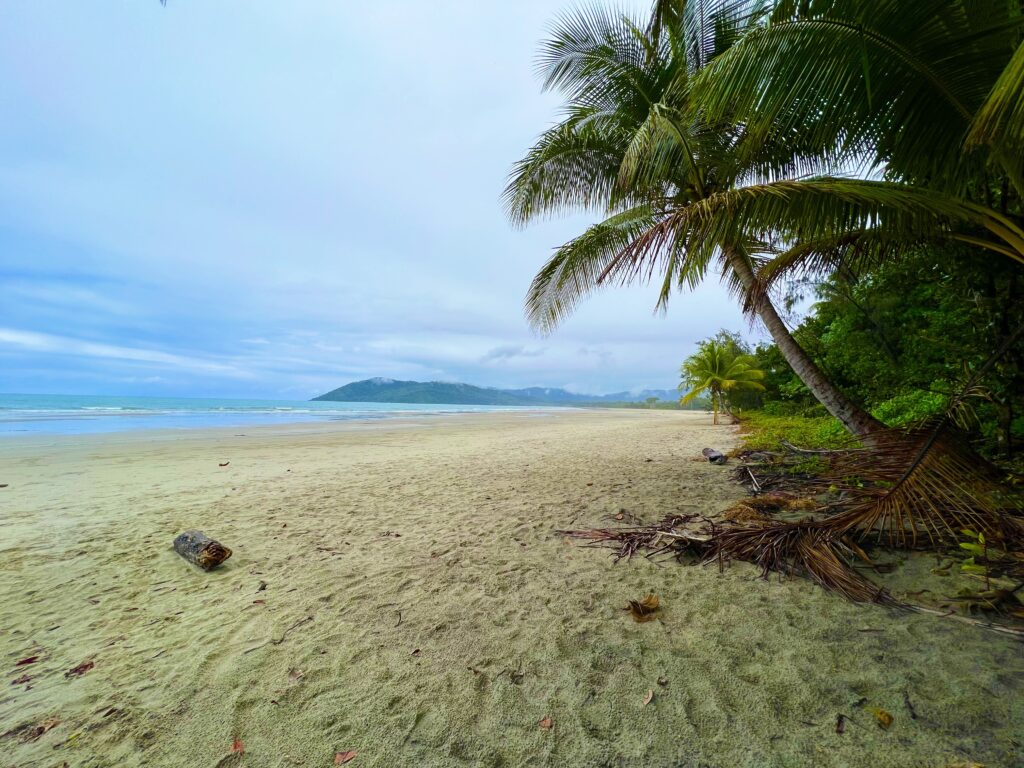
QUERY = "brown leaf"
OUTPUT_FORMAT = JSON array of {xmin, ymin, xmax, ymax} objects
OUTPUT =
[
  {"xmin": 869, "ymin": 707, "xmax": 893, "ymax": 729},
  {"xmin": 642, "ymin": 689, "xmax": 654, "ymax": 706},
  {"xmin": 219, "ymin": 462, "xmax": 230, "ymax": 467},
  {"xmin": 6, "ymin": 716, "xmax": 61, "ymax": 743},
  {"xmin": 64, "ymin": 660, "xmax": 94, "ymax": 678},
  {"xmin": 335, "ymin": 751, "xmax": 357, "ymax": 764},
  {"xmin": 230, "ymin": 737, "xmax": 245, "ymax": 754},
  {"xmin": 15, "ymin": 655, "xmax": 40, "ymax": 666},
  {"xmin": 11, "ymin": 674, "xmax": 32, "ymax": 685},
  {"xmin": 538, "ymin": 716, "xmax": 553, "ymax": 730},
  {"xmin": 626, "ymin": 594, "xmax": 660, "ymax": 623}
]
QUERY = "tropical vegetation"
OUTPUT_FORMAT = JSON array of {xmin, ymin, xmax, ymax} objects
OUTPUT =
[
  {"xmin": 511, "ymin": 0, "xmax": 1024, "ymax": 607},
  {"xmin": 506, "ymin": 0, "xmax": 1024, "ymax": 442}
]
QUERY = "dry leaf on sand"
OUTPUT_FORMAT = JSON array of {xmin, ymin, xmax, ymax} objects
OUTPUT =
[
  {"xmin": 230, "ymin": 737, "xmax": 244, "ymax": 754},
  {"xmin": 538, "ymin": 716, "xmax": 553, "ymax": 730},
  {"xmin": 335, "ymin": 750, "xmax": 357, "ymax": 764},
  {"xmin": 642, "ymin": 689, "xmax": 654, "ymax": 706},
  {"xmin": 869, "ymin": 707, "xmax": 893, "ymax": 729},
  {"xmin": 626, "ymin": 594, "xmax": 660, "ymax": 623}
]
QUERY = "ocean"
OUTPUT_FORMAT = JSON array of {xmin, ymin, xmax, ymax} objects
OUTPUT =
[{"xmin": 0, "ymin": 393, "xmax": 538, "ymax": 436}]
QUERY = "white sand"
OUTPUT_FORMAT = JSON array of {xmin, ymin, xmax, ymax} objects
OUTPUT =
[{"xmin": 0, "ymin": 409, "xmax": 1021, "ymax": 767}]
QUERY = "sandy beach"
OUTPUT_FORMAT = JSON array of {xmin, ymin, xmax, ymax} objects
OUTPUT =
[{"xmin": 1, "ymin": 409, "xmax": 1021, "ymax": 767}]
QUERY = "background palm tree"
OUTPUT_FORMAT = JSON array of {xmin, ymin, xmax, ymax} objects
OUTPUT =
[
  {"xmin": 679, "ymin": 340, "xmax": 765, "ymax": 424},
  {"xmin": 505, "ymin": 2, "xmax": 886, "ymax": 438}
]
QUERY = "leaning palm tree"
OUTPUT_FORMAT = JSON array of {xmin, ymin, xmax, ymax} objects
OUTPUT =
[
  {"xmin": 505, "ymin": 2, "xmax": 886, "ymax": 438},
  {"xmin": 679, "ymin": 340, "xmax": 764, "ymax": 424}
]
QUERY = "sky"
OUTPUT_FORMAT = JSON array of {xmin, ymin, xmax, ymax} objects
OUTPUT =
[{"xmin": 0, "ymin": 1, "xmax": 755, "ymax": 400}]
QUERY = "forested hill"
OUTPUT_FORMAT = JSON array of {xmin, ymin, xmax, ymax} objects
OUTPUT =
[{"xmin": 312, "ymin": 378, "xmax": 678, "ymax": 405}]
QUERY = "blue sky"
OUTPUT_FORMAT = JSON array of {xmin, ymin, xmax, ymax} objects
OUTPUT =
[{"xmin": 0, "ymin": 1, "xmax": 752, "ymax": 399}]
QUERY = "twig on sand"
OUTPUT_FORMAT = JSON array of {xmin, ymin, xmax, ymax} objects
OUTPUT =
[
  {"xmin": 244, "ymin": 615, "xmax": 314, "ymax": 654},
  {"xmin": 745, "ymin": 466, "xmax": 761, "ymax": 494}
]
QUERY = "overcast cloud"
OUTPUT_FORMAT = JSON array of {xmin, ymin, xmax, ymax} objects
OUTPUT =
[{"xmin": 0, "ymin": 1, "xmax": 753, "ymax": 399}]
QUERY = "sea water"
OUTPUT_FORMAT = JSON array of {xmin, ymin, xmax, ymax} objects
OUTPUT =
[{"xmin": 0, "ymin": 393, "xmax": 537, "ymax": 436}]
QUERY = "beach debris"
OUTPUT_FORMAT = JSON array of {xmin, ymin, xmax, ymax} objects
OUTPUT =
[
  {"xmin": 15, "ymin": 655, "xmax": 40, "ymax": 666},
  {"xmin": 538, "ymin": 715, "xmax": 553, "ymax": 730},
  {"xmin": 257, "ymin": 580, "xmax": 267, "ymax": 592},
  {"xmin": 868, "ymin": 706, "xmax": 893, "ymax": 729},
  {"xmin": 2, "ymin": 716, "xmax": 60, "ymax": 743},
  {"xmin": 11, "ymin": 673, "xmax": 32, "ymax": 686},
  {"xmin": 626, "ymin": 593, "xmax": 660, "ymax": 623},
  {"xmin": 230, "ymin": 737, "xmax": 245, "ymax": 754},
  {"xmin": 642, "ymin": 689, "xmax": 654, "ymax": 706},
  {"xmin": 219, "ymin": 461, "xmax": 230, "ymax": 467},
  {"xmin": 701, "ymin": 448, "xmax": 727, "ymax": 465},
  {"xmin": 64, "ymin": 660, "xmax": 94, "ymax": 679},
  {"xmin": 411, "ymin": 648, "xmax": 421, "ymax": 657},
  {"xmin": 0, "ymin": 483, "xmax": 8, "ymax": 488},
  {"xmin": 335, "ymin": 751, "xmax": 358, "ymax": 764},
  {"xmin": 173, "ymin": 530, "xmax": 232, "ymax": 571},
  {"xmin": 903, "ymin": 691, "xmax": 918, "ymax": 719},
  {"xmin": 287, "ymin": 667, "xmax": 304, "ymax": 681},
  {"xmin": 657, "ymin": 676, "xmax": 669, "ymax": 687},
  {"xmin": 835, "ymin": 714, "xmax": 847, "ymax": 734}
]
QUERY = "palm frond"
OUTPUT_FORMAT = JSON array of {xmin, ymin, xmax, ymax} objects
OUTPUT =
[
  {"xmin": 706, "ymin": 521, "xmax": 896, "ymax": 603},
  {"xmin": 641, "ymin": 178, "xmax": 1024, "ymax": 269},
  {"xmin": 691, "ymin": 0, "xmax": 1024, "ymax": 192},
  {"xmin": 524, "ymin": 205, "xmax": 667, "ymax": 333},
  {"xmin": 966, "ymin": 39, "xmax": 1024, "ymax": 186},
  {"xmin": 504, "ymin": 117, "xmax": 630, "ymax": 226}
]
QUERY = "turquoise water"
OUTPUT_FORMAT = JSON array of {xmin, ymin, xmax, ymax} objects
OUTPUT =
[{"xmin": 0, "ymin": 394, "xmax": 540, "ymax": 436}]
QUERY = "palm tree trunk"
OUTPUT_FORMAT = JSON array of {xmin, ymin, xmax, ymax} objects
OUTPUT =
[{"xmin": 725, "ymin": 250, "xmax": 885, "ymax": 439}]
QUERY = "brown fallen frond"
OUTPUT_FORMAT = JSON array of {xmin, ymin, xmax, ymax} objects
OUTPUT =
[
  {"xmin": 814, "ymin": 422, "xmax": 1024, "ymax": 548},
  {"xmin": 705, "ymin": 521, "xmax": 897, "ymax": 604},
  {"xmin": 558, "ymin": 513, "xmax": 709, "ymax": 563}
]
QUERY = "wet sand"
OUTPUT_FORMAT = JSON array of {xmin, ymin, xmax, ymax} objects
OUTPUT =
[{"xmin": 0, "ymin": 409, "xmax": 1021, "ymax": 767}]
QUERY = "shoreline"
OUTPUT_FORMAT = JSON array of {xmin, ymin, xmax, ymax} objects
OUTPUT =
[{"xmin": 1, "ymin": 409, "xmax": 1021, "ymax": 767}]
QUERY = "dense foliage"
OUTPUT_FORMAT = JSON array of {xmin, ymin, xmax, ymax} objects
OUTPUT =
[{"xmin": 719, "ymin": 241, "xmax": 1024, "ymax": 457}]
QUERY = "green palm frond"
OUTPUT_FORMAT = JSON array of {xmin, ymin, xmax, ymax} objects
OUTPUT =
[
  {"xmin": 503, "ymin": 117, "xmax": 630, "ymax": 226},
  {"xmin": 966, "ymin": 39, "xmax": 1024, "ymax": 178},
  {"xmin": 633, "ymin": 178, "xmax": 1024, "ymax": 268},
  {"xmin": 525, "ymin": 205, "xmax": 662, "ymax": 334},
  {"xmin": 691, "ymin": 0, "xmax": 1024, "ymax": 193}
]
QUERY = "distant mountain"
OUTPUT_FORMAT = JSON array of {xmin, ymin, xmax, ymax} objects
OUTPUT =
[{"xmin": 312, "ymin": 378, "xmax": 679, "ymax": 406}]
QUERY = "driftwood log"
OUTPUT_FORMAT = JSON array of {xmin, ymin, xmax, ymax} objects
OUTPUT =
[
  {"xmin": 173, "ymin": 530, "xmax": 232, "ymax": 570},
  {"xmin": 701, "ymin": 448, "xmax": 727, "ymax": 465}
]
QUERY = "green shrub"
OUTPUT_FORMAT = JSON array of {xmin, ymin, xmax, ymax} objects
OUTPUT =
[
  {"xmin": 740, "ymin": 411, "xmax": 851, "ymax": 451},
  {"xmin": 871, "ymin": 390, "xmax": 946, "ymax": 427}
]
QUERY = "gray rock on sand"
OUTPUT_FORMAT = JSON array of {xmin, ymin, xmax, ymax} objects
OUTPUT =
[
  {"xmin": 701, "ymin": 448, "xmax": 727, "ymax": 465},
  {"xmin": 173, "ymin": 530, "xmax": 232, "ymax": 570}
]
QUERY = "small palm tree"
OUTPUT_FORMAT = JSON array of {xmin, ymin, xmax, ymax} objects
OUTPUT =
[{"xmin": 679, "ymin": 341, "xmax": 764, "ymax": 425}]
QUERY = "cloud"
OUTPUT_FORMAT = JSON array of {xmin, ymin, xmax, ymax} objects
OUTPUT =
[
  {"xmin": 0, "ymin": 1, "xmax": 758, "ymax": 399},
  {"xmin": 0, "ymin": 328, "xmax": 245, "ymax": 376},
  {"xmin": 480, "ymin": 344, "xmax": 545, "ymax": 362}
]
